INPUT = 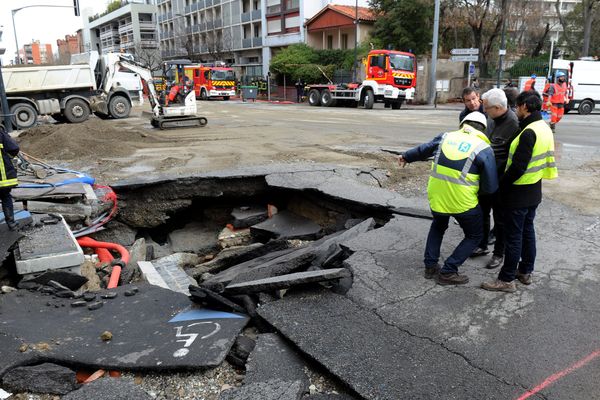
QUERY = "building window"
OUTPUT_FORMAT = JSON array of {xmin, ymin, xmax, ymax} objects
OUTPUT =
[
  {"xmin": 267, "ymin": 18, "xmax": 281, "ymax": 33},
  {"xmin": 327, "ymin": 35, "xmax": 333, "ymax": 50},
  {"xmin": 267, "ymin": 0, "xmax": 281, "ymax": 14},
  {"xmin": 285, "ymin": 0, "xmax": 299, "ymax": 10},
  {"xmin": 341, "ymin": 34, "xmax": 348, "ymax": 50}
]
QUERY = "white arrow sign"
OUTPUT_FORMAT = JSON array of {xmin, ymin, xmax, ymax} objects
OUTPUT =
[
  {"xmin": 451, "ymin": 48, "xmax": 479, "ymax": 55},
  {"xmin": 451, "ymin": 55, "xmax": 478, "ymax": 62}
]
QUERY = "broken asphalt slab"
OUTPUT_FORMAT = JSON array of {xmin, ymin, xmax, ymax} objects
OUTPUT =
[
  {"xmin": 220, "ymin": 333, "xmax": 309, "ymax": 399},
  {"xmin": 224, "ymin": 268, "xmax": 351, "ymax": 295},
  {"xmin": 0, "ymin": 284, "xmax": 248, "ymax": 377},
  {"xmin": 0, "ymin": 226, "xmax": 23, "ymax": 265},
  {"xmin": 257, "ymin": 290, "xmax": 517, "ymax": 400},
  {"xmin": 1, "ymin": 363, "xmax": 79, "ymax": 395},
  {"xmin": 61, "ymin": 377, "xmax": 151, "ymax": 400},
  {"xmin": 250, "ymin": 210, "xmax": 322, "ymax": 241}
]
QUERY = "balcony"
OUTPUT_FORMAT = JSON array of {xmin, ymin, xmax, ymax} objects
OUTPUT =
[
  {"xmin": 100, "ymin": 29, "xmax": 120, "ymax": 40},
  {"xmin": 140, "ymin": 39, "xmax": 158, "ymax": 48},
  {"xmin": 214, "ymin": 18, "xmax": 222, "ymax": 28},
  {"xmin": 242, "ymin": 37, "xmax": 262, "ymax": 48},
  {"xmin": 206, "ymin": 20, "xmax": 214, "ymax": 30},
  {"xmin": 139, "ymin": 21, "xmax": 156, "ymax": 30},
  {"xmin": 241, "ymin": 12, "xmax": 251, "ymax": 23},
  {"xmin": 118, "ymin": 23, "xmax": 133, "ymax": 35},
  {"xmin": 252, "ymin": 9, "xmax": 261, "ymax": 20},
  {"xmin": 253, "ymin": 37, "xmax": 262, "ymax": 47},
  {"xmin": 206, "ymin": 0, "xmax": 213, "ymax": 7}
]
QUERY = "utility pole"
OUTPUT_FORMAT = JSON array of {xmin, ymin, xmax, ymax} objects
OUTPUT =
[
  {"xmin": 353, "ymin": 0, "xmax": 358, "ymax": 82},
  {"xmin": 548, "ymin": 39, "xmax": 555, "ymax": 80},
  {"xmin": 496, "ymin": 5, "xmax": 508, "ymax": 88},
  {"xmin": 11, "ymin": 10, "xmax": 20, "ymax": 64},
  {"xmin": 429, "ymin": 0, "xmax": 441, "ymax": 104}
]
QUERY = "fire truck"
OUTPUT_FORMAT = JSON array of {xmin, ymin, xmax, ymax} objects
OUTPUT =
[
  {"xmin": 177, "ymin": 63, "xmax": 237, "ymax": 101},
  {"xmin": 306, "ymin": 49, "xmax": 417, "ymax": 109}
]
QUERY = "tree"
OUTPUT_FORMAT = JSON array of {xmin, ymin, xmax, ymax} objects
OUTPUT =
[
  {"xmin": 133, "ymin": 43, "xmax": 163, "ymax": 75},
  {"xmin": 558, "ymin": 1, "xmax": 600, "ymax": 57},
  {"xmin": 369, "ymin": 0, "xmax": 433, "ymax": 54},
  {"xmin": 205, "ymin": 28, "xmax": 234, "ymax": 62}
]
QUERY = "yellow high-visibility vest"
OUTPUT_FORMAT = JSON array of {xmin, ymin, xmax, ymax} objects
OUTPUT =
[
  {"xmin": 428, "ymin": 127, "xmax": 491, "ymax": 214},
  {"xmin": 506, "ymin": 119, "xmax": 558, "ymax": 184},
  {"xmin": 0, "ymin": 143, "xmax": 18, "ymax": 188}
]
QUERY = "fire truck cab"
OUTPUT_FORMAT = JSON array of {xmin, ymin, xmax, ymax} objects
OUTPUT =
[{"xmin": 180, "ymin": 63, "xmax": 237, "ymax": 101}]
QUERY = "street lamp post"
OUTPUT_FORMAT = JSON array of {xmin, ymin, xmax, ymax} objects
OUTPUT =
[{"xmin": 353, "ymin": 0, "xmax": 358, "ymax": 82}]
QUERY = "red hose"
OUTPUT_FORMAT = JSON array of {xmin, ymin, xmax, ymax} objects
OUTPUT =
[{"xmin": 77, "ymin": 236, "xmax": 130, "ymax": 289}]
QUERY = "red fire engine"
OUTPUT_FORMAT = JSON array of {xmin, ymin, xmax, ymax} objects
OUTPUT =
[{"xmin": 178, "ymin": 63, "xmax": 237, "ymax": 101}]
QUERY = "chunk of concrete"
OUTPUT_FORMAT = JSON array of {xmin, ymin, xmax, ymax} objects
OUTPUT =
[
  {"xmin": 250, "ymin": 210, "xmax": 322, "ymax": 242},
  {"xmin": 168, "ymin": 221, "xmax": 219, "ymax": 254},
  {"xmin": 122, "ymin": 238, "xmax": 146, "ymax": 284},
  {"xmin": 0, "ymin": 227, "xmax": 23, "ymax": 265},
  {"xmin": 1, "ymin": 363, "xmax": 79, "ymax": 395},
  {"xmin": 225, "ymin": 268, "xmax": 351, "ymax": 295},
  {"xmin": 231, "ymin": 206, "xmax": 268, "ymax": 229},
  {"xmin": 138, "ymin": 261, "xmax": 169, "ymax": 290},
  {"xmin": 143, "ymin": 254, "xmax": 198, "ymax": 295},
  {"xmin": 62, "ymin": 377, "xmax": 151, "ymax": 400},
  {"xmin": 226, "ymin": 335, "xmax": 256, "ymax": 368},
  {"xmin": 218, "ymin": 226, "xmax": 252, "ymax": 249}
]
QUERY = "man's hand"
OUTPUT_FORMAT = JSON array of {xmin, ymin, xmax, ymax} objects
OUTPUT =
[{"xmin": 397, "ymin": 154, "xmax": 407, "ymax": 168}]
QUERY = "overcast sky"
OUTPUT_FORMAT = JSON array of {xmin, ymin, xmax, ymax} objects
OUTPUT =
[{"xmin": 0, "ymin": 0, "xmax": 107, "ymax": 64}]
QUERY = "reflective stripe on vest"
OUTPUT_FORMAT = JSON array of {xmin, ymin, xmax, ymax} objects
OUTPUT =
[
  {"xmin": 427, "ymin": 127, "xmax": 491, "ymax": 214},
  {"xmin": 506, "ymin": 119, "xmax": 558, "ymax": 185},
  {"xmin": 0, "ymin": 143, "xmax": 18, "ymax": 188}
]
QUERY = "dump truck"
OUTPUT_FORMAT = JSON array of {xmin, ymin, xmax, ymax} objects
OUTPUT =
[
  {"xmin": 306, "ymin": 49, "xmax": 417, "ymax": 110},
  {"xmin": 1, "ymin": 51, "xmax": 140, "ymax": 129}
]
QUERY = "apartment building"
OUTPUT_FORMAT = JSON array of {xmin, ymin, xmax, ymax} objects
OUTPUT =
[
  {"xmin": 57, "ymin": 34, "xmax": 82, "ymax": 64},
  {"xmin": 18, "ymin": 41, "xmax": 53, "ymax": 65},
  {"xmin": 157, "ymin": 0, "xmax": 370, "ymax": 77},
  {"xmin": 83, "ymin": 1, "xmax": 159, "ymax": 56}
]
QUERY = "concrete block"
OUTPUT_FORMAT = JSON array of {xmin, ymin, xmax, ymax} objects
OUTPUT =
[{"xmin": 138, "ymin": 261, "xmax": 169, "ymax": 290}]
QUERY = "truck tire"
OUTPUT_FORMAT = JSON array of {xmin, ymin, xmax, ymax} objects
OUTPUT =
[
  {"xmin": 363, "ymin": 90, "xmax": 374, "ymax": 109},
  {"xmin": 64, "ymin": 98, "xmax": 90, "ymax": 123},
  {"xmin": 391, "ymin": 100, "xmax": 403, "ymax": 110},
  {"xmin": 200, "ymin": 89, "xmax": 208, "ymax": 100},
  {"xmin": 320, "ymin": 90, "xmax": 336, "ymax": 107},
  {"xmin": 578, "ymin": 99, "xmax": 594, "ymax": 115},
  {"xmin": 10, "ymin": 103, "xmax": 37, "ymax": 129},
  {"xmin": 308, "ymin": 89, "xmax": 321, "ymax": 106},
  {"xmin": 109, "ymin": 95, "xmax": 131, "ymax": 119}
]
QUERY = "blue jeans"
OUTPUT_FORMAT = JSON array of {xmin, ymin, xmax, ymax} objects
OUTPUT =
[
  {"xmin": 424, "ymin": 206, "xmax": 483, "ymax": 274},
  {"xmin": 498, "ymin": 206, "xmax": 538, "ymax": 282}
]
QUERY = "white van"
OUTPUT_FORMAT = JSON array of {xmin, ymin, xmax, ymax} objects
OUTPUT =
[{"xmin": 552, "ymin": 59, "xmax": 600, "ymax": 115}]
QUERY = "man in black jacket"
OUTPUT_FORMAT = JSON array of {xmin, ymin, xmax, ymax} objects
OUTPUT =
[
  {"xmin": 459, "ymin": 87, "xmax": 485, "ymax": 123},
  {"xmin": 0, "ymin": 127, "xmax": 20, "ymax": 230},
  {"xmin": 481, "ymin": 91, "xmax": 558, "ymax": 292},
  {"xmin": 470, "ymin": 88, "xmax": 519, "ymax": 269}
]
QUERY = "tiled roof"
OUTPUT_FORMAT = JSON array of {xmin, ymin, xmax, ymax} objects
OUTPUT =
[{"xmin": 328, "ymin": 5, "xmax": 377, "ymax": 22}]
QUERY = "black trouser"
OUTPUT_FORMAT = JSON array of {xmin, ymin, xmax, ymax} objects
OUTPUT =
[
  {"xmin": 0, "ymin": 187, "xmax": 15, "ymax": 224},
  {"xmin": 478, "ymin": 193, "xmax": 505, "ymax": 257}
]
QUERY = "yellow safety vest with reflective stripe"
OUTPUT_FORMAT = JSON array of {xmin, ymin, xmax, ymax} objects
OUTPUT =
[
  {"xmin": 428, "ymin": 127, "xmax": 491, "ymax": 214},
  {"xmin": 0, "ymin": 143, "xmax": 18, "ymax": 188},
  {"xmin": 506, "ymin": 119, "xmax": 557, "ymax": 184}
]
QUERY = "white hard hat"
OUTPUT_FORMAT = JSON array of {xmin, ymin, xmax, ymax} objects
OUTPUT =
[{"xmin": 460, "ymin": 111, "xmax": 487, "ymax": 129}]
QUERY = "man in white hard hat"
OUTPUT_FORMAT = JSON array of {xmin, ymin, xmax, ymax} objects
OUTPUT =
[{"xmin": 398, "ymin": 112, "xmax": 498, "ymax": 285}]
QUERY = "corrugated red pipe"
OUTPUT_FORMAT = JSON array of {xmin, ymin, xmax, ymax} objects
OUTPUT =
[{"xmin": 76, "ymin": 236, "xmax": 130, "ymax": 289}]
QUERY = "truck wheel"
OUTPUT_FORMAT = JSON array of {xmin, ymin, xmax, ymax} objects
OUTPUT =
[
  {"xmin": 200, "ymin": 89, "xmax": 208, "ymax": 100},
  {"xmin": 320, "ymin": 90, "xmax": 336, "ymax": 107},
  {"xmin": 578, "ymin": 99, "xmax": 594, "ymax": 115},
  {"xmin": 109, "ymin": 95, "xmax": 131, "ymax": 119},
  {"xmin": 363, "ymin": 90, "xmax": 374, "ymax": 109},
  {"xmin": 308, "ymin": 89, "xmax": 321, "ymax": 106},
  {"xmin": 391, "ymin": 100, "xmax": 403, "ymax": 110},
  {"xmin": 64, "ymin": 98, "xmax": 90, "ymax": 123},
  {"xmin": 10, "ymin": 103, "xmax": 37, "ymax": 129}
]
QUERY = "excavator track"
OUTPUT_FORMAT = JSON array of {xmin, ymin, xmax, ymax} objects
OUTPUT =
[{"xmin": 153, "ymin": 116, "xmax": 208, "ymax": 130}]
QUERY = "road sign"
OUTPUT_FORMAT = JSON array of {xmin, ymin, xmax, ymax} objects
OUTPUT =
[
  {"xmin": 451, "ymin": 55, "xmax": 478, "ymax": 62},
  {"xmin": 450, "ymin": 48, "xmax": 479, "ymax": 55},
  {"xmin": 469, "ymin": 63, "xmax": 475, "ymax": 75}
]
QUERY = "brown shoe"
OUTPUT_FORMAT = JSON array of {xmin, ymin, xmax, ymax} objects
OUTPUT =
[
  {"xmin": 424, "ymin": 264, "xmax": 440, "ymax": 280},
  {"xmin": 436, "ymin": 272, "xmax": 469, "ymax": 285},
  {"xmin": 485, "ymin": 255, "xmax": 503, "ymax": 269},
  {"xmin": 481, "ymin": 279, "xmax": 516, "ymax": 293},
  {"xmin": 516, "ymin": 272, "xmax": 532, "ymax": 285}
]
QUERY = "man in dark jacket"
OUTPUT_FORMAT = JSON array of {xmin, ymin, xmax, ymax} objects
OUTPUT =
[
  {"xmin": 459, "ymin": 87, "xmax": 485, "ymax": 123},
  {"xmin": 1, "ymin": 127, "xmax": 20, "ymax": 230},
  {"xmin": 470, "ymin": 88, "xmax": 520, "ymax": 269},
  {"xmin": 481, "ymin": 91, "xmax": 557, "ymax": 292}
]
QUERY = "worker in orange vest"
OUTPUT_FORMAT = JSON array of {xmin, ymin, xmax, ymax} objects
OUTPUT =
[
  {"xmin": 543, "ymin": 71, "xmax": 569, "ymax": 131},
  {"xmin": 523, "ymin": 74, "xmax": 537, "ymax": 92}
]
